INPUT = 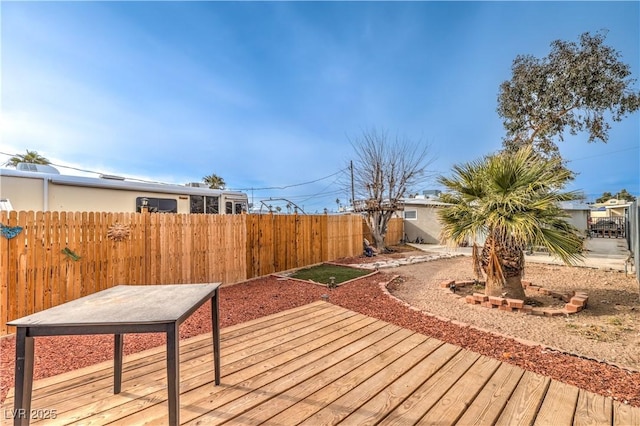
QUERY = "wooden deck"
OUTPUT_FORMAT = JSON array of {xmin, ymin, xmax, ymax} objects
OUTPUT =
[{"xmin": 4, "ymin": 301, "xmax": 639, "ymax": 425}]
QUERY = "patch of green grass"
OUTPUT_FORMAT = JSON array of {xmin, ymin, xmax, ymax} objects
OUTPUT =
[{"xmin": 290, "ymin": 264, "xmax": 370, "ymax": 285}]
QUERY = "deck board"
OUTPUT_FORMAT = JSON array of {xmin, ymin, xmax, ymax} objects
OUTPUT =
[
  {"xmin": 534, "ymin": 380, "xmax": 580, "ymax": 425},
  {"xmin": 339, "ymin": 342, "xmax": 461, "ymax": 426},
  {"xmin": 418, "ymin": 356, "xmax": 502, "ymax": 425},
  {"xmin": 378, "ymin": 349, "xmax": 481, "ymax": 425},
  {"xmin": 455, "ymin": 362, "xmax": 525, "ymax": 425},
  {"xmin": 3, "ymin": 300, "xmax": 639, "ymax": 425},
  {"xmin": 495, "ymin": 370, "xmax": 550, "ymax": 426},
  {"xmin": 294, "ymin": 337, "xmax": 443, "ymax": 426}
]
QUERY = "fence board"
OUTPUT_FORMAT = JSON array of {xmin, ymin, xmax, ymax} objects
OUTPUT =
[
  {"xmin": 1, "ymin": 211, "xmax": 366, "ymax": 335},
  {"xmin": 6, "ymin": 212, "xmax": 20, "ymax": 332},
  {"xmin": 16, "ymin": 211, "xmax": 28, "ymax": 321},
  {"xmin": 41, "ymin": 212, "xmax": 52, "ymax": 310},
  {"xmin": 0, "ymin": 212, "xmax": 8, "ymax": 335},
  {"xmin": 361, "ymin": 217, "xmax": 404, "ymax": 247}
]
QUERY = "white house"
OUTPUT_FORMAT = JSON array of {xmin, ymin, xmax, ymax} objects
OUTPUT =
[
  {"xmin": 558, "ymin": 201, "xmax": 591, "ymax": 235},
  {"xmin": 401, "ymin": 196, "xmax": 592, "ymax": 245},
  {"xmin": 401, "ymin": 195, "xmax": 451, "ymax": 244}
]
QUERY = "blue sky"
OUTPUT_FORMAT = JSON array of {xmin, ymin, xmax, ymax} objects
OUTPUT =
[{"xmin": 1, "ymin": 1, "xmax": 638, "ymax": 212}]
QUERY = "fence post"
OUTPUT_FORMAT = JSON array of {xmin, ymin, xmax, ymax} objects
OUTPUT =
[
  {"xmin": 630, "ymin": 200, "xmax": 639, "ymax": 301},
  {"xmin": 143, "ymin": 210, "xmax": 150, "ymax": 284}
]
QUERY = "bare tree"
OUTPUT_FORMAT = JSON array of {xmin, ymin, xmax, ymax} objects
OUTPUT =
[{"xmin": 349, "ymin": 128, "xmax": 435, "ymax": 251}]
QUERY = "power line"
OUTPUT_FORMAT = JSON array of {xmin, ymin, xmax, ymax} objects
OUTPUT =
[
  {"xmin": 297, "ymin": 175, "xmax": 344, "ymax": 205},
  {"xmin": 566, "ymin": 146, "xmax": 639, "ymax": 163},
  {"xmin": 254, "ymin": 190, "xmax": 345, "ymax": 207},
  {"xmin": 230, "ymin": 169, "xmax": 347, "ymax": 191},
  {"xmin": 0, "ymin": 150, "xmax": 177, "ymax": 185}
]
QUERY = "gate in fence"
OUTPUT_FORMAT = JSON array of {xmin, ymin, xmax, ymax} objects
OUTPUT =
[{"xmin": 589, "ymin": 216, "xmax": 626, "ymax": 238}]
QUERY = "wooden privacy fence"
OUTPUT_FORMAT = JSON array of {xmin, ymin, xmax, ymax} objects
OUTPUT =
[
  {"xmin": 246, "ymin": 214, "xmax": 363, "ymax": 278},
  {"xmin": 0, "ymin": 211, "xmax": 247, "ymax": 336},
  {"xmin": 0, "ymin": 211, "xmax": 370, "ymax": 335},
  {"xmin": 362, "ymin": 217, "xmax": 404, "ymax": 246}
]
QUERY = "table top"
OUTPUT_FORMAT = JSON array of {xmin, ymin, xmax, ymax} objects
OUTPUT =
[{"xmin": 7, "ymin": 284, "xmax": 220, "ymax": 328}]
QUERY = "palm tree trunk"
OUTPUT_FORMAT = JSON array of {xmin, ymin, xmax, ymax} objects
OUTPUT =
[
  {"xmin": 503, "ymin": 274, "xmax": 526, "ymax": 300},
  {"xmin": 482, "ymin": 232, "xmax": 526, "ymax": 299}
]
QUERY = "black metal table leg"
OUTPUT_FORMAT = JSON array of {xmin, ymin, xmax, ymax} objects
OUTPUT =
[
  {"xmin": 114, "ymin": 334, "xmax": 124, "ymax": 394},
  {"xmin": 211, "ymin": 289, "xmax": 220, "ymax": 385},
  {"xmin": 13, "ymin": 327, "xmax": 34, "ymax": 426},
  {"xmin": 166, "ymin": 323, "xmax": 180, "ymax": 426}
]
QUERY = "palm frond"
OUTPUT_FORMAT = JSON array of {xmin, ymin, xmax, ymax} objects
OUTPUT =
[{"xmin": 437, "ymin": 145, "xmax": 583, "ymax": 267}]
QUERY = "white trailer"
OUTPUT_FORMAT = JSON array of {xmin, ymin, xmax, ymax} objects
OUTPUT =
[{"xmin": 0, "ymin": 164, "xmax": 248, "ymax": 214}]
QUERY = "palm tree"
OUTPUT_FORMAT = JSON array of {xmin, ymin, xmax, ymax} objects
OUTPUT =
[
  {"xmin": 4, "ymin": 149, "xmax": 51, "ymax": 167},
  {"xmin": 437, "ymin": 146, "xmax": 584, "ymax": 299},
  {"xmin": 202, "ymin": 173, "xmax": 226, "ymax": 189}
]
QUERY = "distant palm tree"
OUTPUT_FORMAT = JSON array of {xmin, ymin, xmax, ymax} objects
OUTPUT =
[
  {"xmin": 5, "ymin": 149, "xmax": 51, "ymax": 167},
  {"xmin": 202, "ymin": 173, "xmax": 226, "ymax": 189},
  {"xmin": 438, "ymin": 146, "xmax": 584, "ymax": 299}
]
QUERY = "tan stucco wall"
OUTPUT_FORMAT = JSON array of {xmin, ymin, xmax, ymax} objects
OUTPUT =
[
  {"xmin": 48, "ymin": 184, "xmax": 191, "ymax": 213},
  {"xmin": 590, "ymin": 208, "xmax": 626, "ymax": 219},
  {"xmin": 403, "ymin": 205, "xmax": 443, "ymax": 244},
  {"xmin": 0, "ymin": 175, "xmax": 46, "ymax": 210},
  {"xmin": 402, "ymin": 204, "xmax": 589, "ymax": 244},
  {"xmin": 565, "ymin": 210, "xmax": 589, "ymax": 233},
  {"xmin": 1, "ymin": 176, "xmax": 191, "ymax": 213}
]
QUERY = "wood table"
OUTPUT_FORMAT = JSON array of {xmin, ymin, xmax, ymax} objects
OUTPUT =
[{"xmin": 7, "ymin": 283, "xmax": 221, "ymax": 426}]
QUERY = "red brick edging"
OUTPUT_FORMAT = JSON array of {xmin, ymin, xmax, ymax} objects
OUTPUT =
[{"xmin": 439, "ymin": 280, "xmax": 589, "ymax": 316}]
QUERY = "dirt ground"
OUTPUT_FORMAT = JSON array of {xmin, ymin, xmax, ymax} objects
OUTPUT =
[{"xmin": 381, "ymin": 253, "xmax": 640, "ymax": 371}]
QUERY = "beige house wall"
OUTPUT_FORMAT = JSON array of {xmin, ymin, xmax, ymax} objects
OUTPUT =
[
  {"xmin": 590, "ymin": 199, "xmax": 630, "ymax": 219},
  {"xmin": 565, "ymin": 210, "xmax": 590, "ymax": 234},
  {"xmin": 590, "ymin": 209, "xmax": 625, "ymax": 219},
  {"xmin": 402, "ymin": 205, "xmax": 443, "ymax": 244},
  {"xmin": 402, "ymin": 202, "xmax": 589, "ymax": 244},
  {"xmin": 590, "ymin": 207, "xmax": 627, "ymax": 218}
]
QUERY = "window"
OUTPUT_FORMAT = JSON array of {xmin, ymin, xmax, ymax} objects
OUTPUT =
[
  {"xmin": 136, "ymin": 197, "xmax": 177, "ymax": 213},
  {"xmin": 190, "ymin": 196, "xmax": 204, "ymax": 213},
  {"xmin": 206, "ymin": 196, "xmax": 219, "ymax": 214},
  {"xmin": 225, "ymin": 201, "xmax": 233, "ymax": 214},
  {"xmin": 235, "ymin": 202, "xmax": 246, "ymax": 214},
  {"xmin": 404, "ymin": 210, "xmax": 417, "ymax": 220},
  {"xmin": 190, "ymin": 195, "xmax": 219, "ymax": 214}
]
